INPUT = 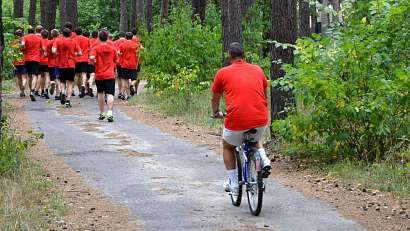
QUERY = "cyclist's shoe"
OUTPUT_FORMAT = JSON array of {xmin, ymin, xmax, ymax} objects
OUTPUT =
[
  {"xmin": 261, "ymin": 157, "xmax": 271, "ymax": 178},
  {"xmin": 223, "ymin": 181, "xmax": 239, "ymax": 196},
  {"xmin": 107, "ymin": 115, "xmax": 114, "ymax": 123}
]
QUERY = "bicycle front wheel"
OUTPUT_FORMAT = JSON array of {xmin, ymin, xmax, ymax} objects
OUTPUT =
[
  {"xmin": 230, "ymin": 149, "xmax": 243, "ymax": 206},
  {"xmin": 246, "ymin": 156, "xmax": 264, "ymax": 216}
]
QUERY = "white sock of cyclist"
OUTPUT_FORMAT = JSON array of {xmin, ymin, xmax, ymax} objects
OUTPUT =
[
  {"xmin": 227, "ymin": 169, "xmax": 239, "ymax": 187},
  {"xmin": 258, "ymin": 148, "xmax": 270, "ymax": 165}
]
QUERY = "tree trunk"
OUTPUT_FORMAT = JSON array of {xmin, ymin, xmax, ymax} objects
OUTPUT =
[
  {"xmin": 65, "ymin": 0, "xmax": 77, "ymax": 28},
  {"xmin": 270, "ymin": 0, "xmax": 297, "ymax": 123},
  {"xmin": 221, "ymin": 0, "xmax": 242, "ymax": 52},
  {"xmin": 161, "ymin": 0, "xmax": 169, "ymax": 23},
  {"xmin": 0, "ymin": 0, "xmax": 4, "ymax": 132},
  {"xmin": 120, "ymin": 0, "xmax": 128, "ymax": 32},
  {"xmin": 42, "ymin": 0, "xmax": 57, "ymax": 31},
  {"xmin": 320, "ymin": 0, "xmax": 329, "ymax": 35},
  {"xmin": 311, "ymin": 5, "xmax": 318, "ymax": 34},
  {"xmin": 59, "ymin": 0, "xmax": 66, "ymax": 29},
  {"xmin": 13, "ymin": 0, "xmax": 24, "ymax": 19},
  {"xmin": 136, "ymin": 0, "xmax": 144, "ymax": 30},
  {"xmin": 298, "ymin": 0, "xmax": 310, "ymax": 37},
  {"xmin": 40, "ymin": 0, "xmax": 46, "ymax": 27},
  {"xmin": 28, "ymin": 0, "xmax": 36, "ymax": 26},
  {"xmin": 146, "ymin": 0, "xmax": 153, "ymax": 32},
  {"xmin": 130, "ymin": 0, "xmax": 137, "ymax": 30},
  {"xmin": 192, "ymin": 0, "xmax": 207, "ymax": 24}
]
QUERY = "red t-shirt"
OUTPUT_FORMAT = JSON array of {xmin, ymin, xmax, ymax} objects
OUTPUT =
[
  {"xmin": 47, "ymin": 39, "xmax": 57, "ymax": 67},
  {"xmin": 119, "ymin": 40, "xmax": 139, "ymax": 70},
  {"xmin": 12, "ymin": 39, "xmax": 25, "ymax": 66},
  {"xmin": 53, "ymin": 37, "xmax": 81, "ymax": 69},
  {"xmin": 114, "ymin": 38, "xmax": 126, "ymax": 65},
  {"xmin": 211, "ymin": 60, "xmax": 269, "ymax": 131},
  {"xmin": 22, "ymin": 34, "xmax": 42, "ymax": 62},
  {"xmin": 90, "ymin": 43, "xmax": 118, "ymax": 80},
  {"xmin": 73, "ymin": 35, "xmax": 90, "ymax": 63},
  {"xmin": 40, "ymin": 38, "xmax": 49, "ymax": 65}
]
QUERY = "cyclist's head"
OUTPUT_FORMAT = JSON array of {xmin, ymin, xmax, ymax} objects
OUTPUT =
[
  {"xmin": 125, "ymin": 32, "xmax": 133, "ymax": 40},
  {"xmin": 228, "ymin": 42, "xmax": 245, "ymax": 60}
]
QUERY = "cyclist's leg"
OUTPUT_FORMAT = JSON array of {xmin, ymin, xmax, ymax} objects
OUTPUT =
[
  {"xmin": 249, "ymin": 126, "xmax": 271, "ymax": 177},
  {"xmin": 223, "ymin": 128, "xmax": 244, "ymax": 189}
]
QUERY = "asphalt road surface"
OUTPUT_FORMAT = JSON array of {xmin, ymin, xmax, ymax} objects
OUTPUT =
[{"xmin": 26, "ymin": 97, "xmax": 365, "ymax": 231}]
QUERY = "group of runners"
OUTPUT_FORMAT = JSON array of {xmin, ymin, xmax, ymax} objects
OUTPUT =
[{"xmin": 12, "ymin": 22, "xmax": 143, "ymax": 122}]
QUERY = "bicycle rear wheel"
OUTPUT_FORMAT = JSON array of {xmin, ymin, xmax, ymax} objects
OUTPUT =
[
  {"xmin": 246, "ymin": 156, "xmax": 264, "ymax": 216},
  {"xmin": 230, "ymin": 149, "xmax": 243, "ymax": 206}
]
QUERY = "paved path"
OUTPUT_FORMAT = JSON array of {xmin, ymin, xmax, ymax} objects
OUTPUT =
[{"xmin": 26, "ymin": 98, "xmax": 364, "ymax": 231}]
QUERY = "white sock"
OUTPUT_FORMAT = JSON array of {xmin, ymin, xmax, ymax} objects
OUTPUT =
[
  {"xmin": 227, "ymin": 169, "xmax": 238, "ymax": 187},
  {"xmin": 107, "ymin": 110, "xmax": 113, "ymax": 117},
  {"xmin": 258, "ymin": 148, "xmax": 268, "ymax": 160}
]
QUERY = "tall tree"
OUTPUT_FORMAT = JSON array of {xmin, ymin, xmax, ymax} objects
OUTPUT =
[
  {"xmin": 59, "ymin": 0, "xmax": 66, "ymax": 29},
  {"xmin": 221, "ymin": 0, "xmax": 242, "ymax": 52},
  {"xmin": 130, "ymin": 0, "xmax": 137, "ymax": 30},
  {"xmin": 42, "ymin": 0, "xmax": 57, "ymax": 31},
  {"xmin": 320, "ymin": 0, "xmax": 329, "ymax": 35},
  {"xmin": 136, "ymin": 0, "xmax": 144, "ymax": 30},
  {"xmin": 299, "ymin": 0, "xmax": 310, "ymax": 37},
  {"xmin": 192, "ymin": 0, "xmax": 207, "ymax": 24},
  {"xmin": 28, "ymin": 0, "xmax": 36, "ymax": 26},
  {"xmin": 0, "ymin": 0, "xmax": 4, "ymax": 131},
  {"xmin": 65, "ymin": 0, "xmax": 77, "ymax": 28},
  {"xmin": 270, "ymin": 0, "xmax": 297, "ymax": 121},
  {"xmin": 13, "ymin": 0, "xmax": 24, "ymax": 19},
  {"xmin": 161, "ymin": 0, "xmax": 169, "ymax": 23},
  {"xmin": 120, "ymin": 0, "xmax": 128, "ymax": 32},
  {"xmin": 146, "ymin": 0, "xmax": 153, "ymax": 32}
]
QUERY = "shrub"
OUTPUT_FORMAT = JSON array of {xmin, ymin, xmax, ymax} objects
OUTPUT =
[{"xmin": 272, "ymin": 0, "xmax": 410, "ymax": 163}]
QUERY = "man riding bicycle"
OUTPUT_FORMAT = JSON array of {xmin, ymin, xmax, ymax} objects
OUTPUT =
[{"xmin": 211, "ymin": 42, "xmax": 271, "ymax": 195}]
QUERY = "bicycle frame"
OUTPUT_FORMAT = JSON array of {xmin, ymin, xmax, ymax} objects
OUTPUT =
[{"xmin": 238, "ymin": 141, "xmax": 261, "ymax": 187}]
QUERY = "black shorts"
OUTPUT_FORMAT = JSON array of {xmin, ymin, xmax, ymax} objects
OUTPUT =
[
  {"xmin": 25, "ymin": 61, "xmax": 40, "ymax": 75},
  {"xmin": 88, "ymin": 65, "xmax": 95, "ymax": 74},
  {"xmin": 48, "ymin": 67, "xmax": 58, "ymax": 81},
  {"xmin": 14, "ymin": 65, "xmax": 27, "ymax": 75},
  {"xmin": 59, "ymin": 68, "xmax": 75, "ymax": 83},
  {"xmin": 75, "ymin": 62, "xmax": 88, "ymax": 74},
  {"xmin": 40, "ymin": 64, "xmax": 48, "ymax": 73},
  {"xmin": 116, "ymin": 65, "xmax": 123, "ymax": 78},
  {"xmin": 122, "ymin": 68, "xmax": 137, "ymax": 80},
  {"xmin": 96, "ymin": 79, "xmax": 115, "ymax": 95}
]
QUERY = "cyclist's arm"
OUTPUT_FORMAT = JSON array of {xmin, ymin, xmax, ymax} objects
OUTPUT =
[{"xmin": 211, "ymin": 92, "xmax": 222, "ymax": 114}]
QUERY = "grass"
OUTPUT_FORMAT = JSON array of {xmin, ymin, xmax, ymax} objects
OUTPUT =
[
  {"xmin": 2, "ymin": 79, "xmax": 16, "ymax": 94},
  {"xmin": 317, "ymin": 160, "xmax": 410, "ymax": 199},
  {"xmin": 130, "ymin": 89, "xmax": 225, "ymax": 131}
]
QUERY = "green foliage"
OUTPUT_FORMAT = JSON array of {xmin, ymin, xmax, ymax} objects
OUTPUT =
[
  {"xmin": 141, "ymin": 4, "xmax": 221, "ymax": 95},
  {"xmin": 272, "ymin": 0, "xmax": 410, "ymax": 163}
]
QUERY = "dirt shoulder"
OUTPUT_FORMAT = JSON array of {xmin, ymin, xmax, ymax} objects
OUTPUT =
[
  {"xmin": 119, "ymin": 102, "xmax": 410, "ymax": 231},
  {"xmin": 8, "ymin": 97, "xmax": 139, "ymax": 231}
]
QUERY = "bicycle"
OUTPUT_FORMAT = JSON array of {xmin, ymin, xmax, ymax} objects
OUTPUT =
[{"xmin": 229, "ymin": 128, "xmax": 265, "ymax": 216}]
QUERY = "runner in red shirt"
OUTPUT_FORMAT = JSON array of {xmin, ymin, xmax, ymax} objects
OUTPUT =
[
  {"xmin": 130, "ymin": 28, "xmax": 144, "ymax": 96},
  {"xmin": 114, "ymin": 32, "xmax": 126, "ymax": 99},
  {"xmin": 118, "ymin": 32, "xmax": 140, "ymax": 100},
  {"xmin": 39, "ymin": 29, "xmax": 51, "ymax": 99},
  {"xmin": 211, "ymin": 42, "xmax": 271, "ymax": 195},
  {"xmin": 48, "ymin": 29, "xmax": 60, "ymax": 100},
  {"xmin": 73, "ymin": 27, "xmax": 90, "ymax": 98},
  {"xmin": 22, "ymin": 27, "xmax": 42, "ymax": 102},
  {"xmin": 12, "ymin": 29, "xmax": 27, "ymax": 97},
  {"xmin": 82, "ymin": 31, "xmax": 94, "ymax": 97},
  {"xmin": 90, "ymin": 30, "xmax": 118, "ymax": 122},
  {"xmin": 52, "ymin": 28, "xmax": 82, "ymax": 108},
  {"xmin": 87, "ymin": 30, "xmax": 100, "ymax": 97}
]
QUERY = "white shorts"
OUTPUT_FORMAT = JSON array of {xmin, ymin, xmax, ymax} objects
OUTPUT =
[{"xmin": 223, "ymin": 126, "xmax": 267, "ymax": 146}]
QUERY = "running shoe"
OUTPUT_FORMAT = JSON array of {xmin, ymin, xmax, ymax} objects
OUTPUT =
[
  {"xmin": 118, "ymin": 93, "xmax": 124, "ymax": 100},
  {"xmin": 29, "ymin": 91, "xmax": 36, "ymax": 102},
  {"xmin": 223, "ymin": 181, "xmax": 239, "ymax": 196},
  {"xmin": 79, "ymin": 86, "xmax": 86, "ymax": 98},
  {"xmin": 60, "ymin": 94, "xmax": 66, "ymax": 105},
  {"xmin": 107, "ymin": 115, "xmax": 114, "ymax": 122},
  {"xmin": 55, "ymin": 95, "xmax": 60, "ymax": 100},
  {"xmin": 44, "ymin": 93, "xmax": 50, "ymax": 99},
  {"xmin": 130, "ymin": 86, "xmax": 135, "ymax": 96},
  {"xmin": 72, "ymin": 92, "xmax": 76, "ymax": 97},
  {"xmin": 35, "ymin": 90, "xmax": 40, "ymax": 96},
  {"xmin": 20, "ymin": 92, "xmax": 26, "ymax": 98},
  {"xmin": 65, "ymin": 101, "xmax": 72, "ymax": 108},
  {"xmin": 50, "ymin": 82, "xmax": 55, "ymax": 95},
  {"xmin": 98, "ymin": 113, "xmax": 107, "ymax": 121},
  {"xmin": 88, "ymin": 88, "xmax": 94, "ymax": 97}
]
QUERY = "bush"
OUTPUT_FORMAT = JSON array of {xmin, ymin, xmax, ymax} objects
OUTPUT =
[{"xmin": 272, "ymin": 0, "xmax": 410, "ymax": 163}]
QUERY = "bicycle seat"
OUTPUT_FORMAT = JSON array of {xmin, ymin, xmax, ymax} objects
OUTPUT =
[{"xmin": 244, "ymin": 128, "xmax": 258, "ymax": 135}]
